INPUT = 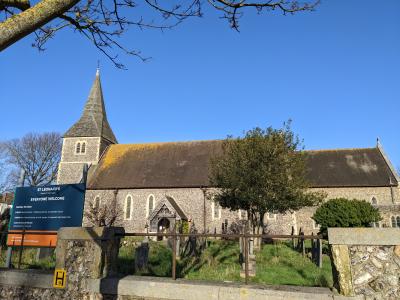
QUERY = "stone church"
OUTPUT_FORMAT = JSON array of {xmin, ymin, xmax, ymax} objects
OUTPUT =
[{"xmin": 57, "ymin": 71, "xmax": 400, "ymax": 234}]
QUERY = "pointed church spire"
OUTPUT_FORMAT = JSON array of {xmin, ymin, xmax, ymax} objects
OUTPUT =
[{"xmin": 64, "ymin": 70, "xmax": 117, "ymax": 143}]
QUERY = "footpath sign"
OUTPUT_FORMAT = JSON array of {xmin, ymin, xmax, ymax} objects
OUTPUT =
[{"xmin": 7, "ymin": 184, "xmax": 85, "ymax": 247}]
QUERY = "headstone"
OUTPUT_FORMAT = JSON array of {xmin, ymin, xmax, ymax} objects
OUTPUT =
[
  {"xmin": 240, "ymin": 224, "xmax": 256, "ymax": 278},
  {"xmin": 135, "ymin": 241, "xmax": 149, "ymax": 272},
  {"xmin": 36, "ymin": 247, "xmax": 54, "ymax": 261},
  {"xmin": 249, "ymin": 238, "xmax": 254, "ymax": 256}
]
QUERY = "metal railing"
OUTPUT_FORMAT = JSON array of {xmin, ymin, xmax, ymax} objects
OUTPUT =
[
  {"xmin": 0, "ymin": 229, "xmax": 325, "ymax": 283},
  {"xmin": 0, "ymin": 230, "xmax": 57, "ymax": 269},
  {"xmin": 116, "ymin": 232, "xmax": 324, "ymax": 284}
]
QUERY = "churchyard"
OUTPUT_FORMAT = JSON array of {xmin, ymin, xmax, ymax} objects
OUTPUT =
[
  {"xmin": 1, "ymin": 228, "xmax": 399, "ymax": 299},
  {"xmin": 0, "ymin": 234, "xmax": 332, "ymax": 287},
  {"xmin": 117, "ymin": 237, "xmax": 333, "ymax": 287}
]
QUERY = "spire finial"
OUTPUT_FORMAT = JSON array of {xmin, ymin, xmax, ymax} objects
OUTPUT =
[
  {"xmin": 96, "ymin": 60, "xmax": 100, "ymax": 76},
  {"xmin": 376, "ymin": 137, "xmax": 380, "ymax": 147}
]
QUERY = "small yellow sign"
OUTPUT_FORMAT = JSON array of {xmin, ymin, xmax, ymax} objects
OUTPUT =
[{"xmin": 53, "ymin": 269, "xmax": 67, "ymax": 289}]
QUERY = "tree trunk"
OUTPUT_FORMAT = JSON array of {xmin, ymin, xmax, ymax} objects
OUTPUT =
[
  {"xmin": 0, "ymin": 0, "xmax": 79, "ymax": 51},
  {"xmin": 254, "ymin": 210, "xmax": 266, "ymax": 249}
]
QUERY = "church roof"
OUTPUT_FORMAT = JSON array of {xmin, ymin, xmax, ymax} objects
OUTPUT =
[
  {"xmin": 306, "ymin": 147, "xmax": 398, "ymax": 187},
  {"xmin": 64, "ymin": 70, "xmax": 117, "ymax": 143},
  {"xmin": 87, "ymin": 141, "xmax": 398, "ymax": 189}
]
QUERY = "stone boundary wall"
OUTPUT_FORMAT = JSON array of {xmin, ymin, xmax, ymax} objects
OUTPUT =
[
  {"xmin": 0, "ymin": 226, "xmax": 373, "ymax": 300},
  {"xmin": 328, "ymin": 228, "xmax": 400, "ymax": 299},
  {"xmin": 0, "ymin": 269, "xmax": 359, "ymax": 300}
]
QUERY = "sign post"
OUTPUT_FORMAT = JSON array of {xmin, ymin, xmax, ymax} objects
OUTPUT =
[{"xmin": 5, "ymin": 169, "xmax": 25, "ymax": 268}]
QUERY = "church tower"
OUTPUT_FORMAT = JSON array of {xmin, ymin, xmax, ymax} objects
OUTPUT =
[{"xmin": 57, "ymin": 69, "xmax": 117, "ymax": 184}]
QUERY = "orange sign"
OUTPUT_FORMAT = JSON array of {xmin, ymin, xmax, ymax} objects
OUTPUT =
[{"xmin": 7, "ymin": 230, "xmax": 57, "ymax": 247}]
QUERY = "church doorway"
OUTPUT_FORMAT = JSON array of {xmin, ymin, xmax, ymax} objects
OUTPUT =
[{"xmin": 157, "ymin": 218, "xmax": 170, "ymax": 241}]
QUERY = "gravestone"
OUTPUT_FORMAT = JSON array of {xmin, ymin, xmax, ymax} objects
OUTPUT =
[
  {"xmin": 135, "ymin": 239, "xmax": 149, "ymax": 272},
  {"xmin": 36, "ymin": 248, "xmax": 54, "ymax": 261},
  {"xmin": 239, "ymin": 225, "xmax": 256, "ymax": 278}
]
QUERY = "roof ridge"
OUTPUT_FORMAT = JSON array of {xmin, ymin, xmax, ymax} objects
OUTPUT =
[
  {"xmin": 109, "ymin": 142, "xmax": 376, "ymax": 152},
  {"xmin": 305, "ymin": 147, "xmax": 376, "ymax": 153},
  {"xmin": 109, "ymin": 139, "xmax": 222, "ymax": 147}
]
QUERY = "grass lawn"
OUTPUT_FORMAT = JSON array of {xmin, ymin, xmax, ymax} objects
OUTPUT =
[
  {"xmin": 117, "ymin": 238, "xmax": 333, "ymax": 287},
  {"xmin": 0, "ymin": 247, "xmax": 55, "ymax": 270}
]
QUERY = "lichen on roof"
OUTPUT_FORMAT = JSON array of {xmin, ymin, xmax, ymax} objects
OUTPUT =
[
  {"xmin": 88, "ymin": 141, "xmax": 398, "ymax": 190},
  {"xmin": 101, "ymin": 143, "xmax": 164, "ymax": 169}
]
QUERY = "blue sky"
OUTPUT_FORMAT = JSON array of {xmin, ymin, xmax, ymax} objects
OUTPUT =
[{"xmin": 1, "ymin": 0, "xmax": 399, "ymax": 168}]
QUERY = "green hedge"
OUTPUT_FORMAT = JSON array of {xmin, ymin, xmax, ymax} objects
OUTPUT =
[{"xmin": 313, "ymin": 198, "xmax": 381, "ymax": 237}]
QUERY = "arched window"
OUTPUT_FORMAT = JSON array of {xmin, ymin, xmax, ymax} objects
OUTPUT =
[
  {"xmin": 81, "ymin": 142, "xmax": 86, "ymax": 154},
  {"xmin": 125, "ymin": 195, "xmax": 132, "ymax": 220},
  {"xmin": 212, "ymin": 201, "xmax": 221, "ymax": 220},
  {"xmin": 312, "ymin": 220, "xmax": 320, "ymax": 230},
  {"xmin": 392, "ymin": 216, "xmax": 397, "ymax": 228},
  {"xmin": 371, "ymin": 197, "xmax": 377, "ymax": 205},
  {"xmin": 93, "ymin": 196, "xmax": 100, "ymax": 209},
  {"xmin": 147, "ymin": 195, "xmax": 154, "ymax": 216},
  {"xmin": 76, "ymin": 142, "xmax": 81, "ymax": 154}
]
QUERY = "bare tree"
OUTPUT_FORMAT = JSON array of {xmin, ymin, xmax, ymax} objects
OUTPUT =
[
  {"xmin": 0, "ymin": 0, "xmax": 319, "ymax": 68},
  {"xmin": 0, "ymin": 145, "xmax": 9, "ymax": 193},
  {"xmin": 84, "ymin": 194, "xmax": 121, "ymax": 227},
  {"xmin": 1, "ymin": 132, "xmax": 61, "ymax": 188}
]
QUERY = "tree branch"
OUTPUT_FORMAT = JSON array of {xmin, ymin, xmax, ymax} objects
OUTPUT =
[
  {"xmin": 209, "ymin": 0, "xmax": 319, "ymax": 30},
  {"xmin": 0, "ymin": 0, "xmax": 30, "ymax": 11},
  {"xmin": 0, "ymin": 0, "xmax": 319, "ymax": 67},
  {"xmin": 0, "ymin": 0, "xmax": 79, "ymax": 51}
]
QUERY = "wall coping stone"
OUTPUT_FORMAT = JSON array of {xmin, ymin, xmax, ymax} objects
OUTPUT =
[
  {"xmin": 87, "ymin": 275, "xmax": 361, "ymax": 300},
  {"xmin": 0, "ymin": 270, "xmax": 364, "ymax": 300},
  {"xmin": 328, "ymin": 228, "xmax": 400, "ymax": 245},
  {"xmin": 58, "ymin": 226, "xmax": 124, "ymax": 241},
  {"xmin": 0, "ymin": 269, "xmax": 52, "ymax": 289}
]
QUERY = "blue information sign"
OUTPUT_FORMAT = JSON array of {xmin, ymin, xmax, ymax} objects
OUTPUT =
[{"xmin": 9, "ymin": 184, "xmax": 85, "ymax": 231}]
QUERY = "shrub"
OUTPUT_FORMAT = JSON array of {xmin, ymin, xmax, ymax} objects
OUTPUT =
[
  {"xmin": 313, "ymin": 198, "xmax": 381, "ymax": 237},
  {"xmin": 176, "ymin": 220, "xmax": 189, "ymax": 234}
]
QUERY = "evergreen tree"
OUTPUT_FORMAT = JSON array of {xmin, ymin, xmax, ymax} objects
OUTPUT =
[
  {"xmin": 209, "ymin": 121, "xmax": 324, "ymax": 237},
  {"xmin": 313, "ymin": 198, "xmax": 381, "ymax": 237}
]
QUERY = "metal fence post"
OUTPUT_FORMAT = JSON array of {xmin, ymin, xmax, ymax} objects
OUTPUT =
[
  {"xmin": 300, "ymin": 231, "xmax": 305, "ymax": 257},
  {"xmin": 291, "ymin": 226, "xmax": 295, "ymax": 249},
  {"xmin": 311, "ymin": 232, "xmax": 315, "ymax": 263},
  {"xmin": 5, "ymin": 169, "xmax": 25, "ymax": 268},
  {"xmin": 172, "ymin": 232, "xmax": 176, "ymax": 280},
  {"xmin": 244, "ymin": 233, "xmax": 249, "ymax": 284},
  {"xmin": 17, "ymin": 229, "xmax": 25, "ymax": 269}
]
